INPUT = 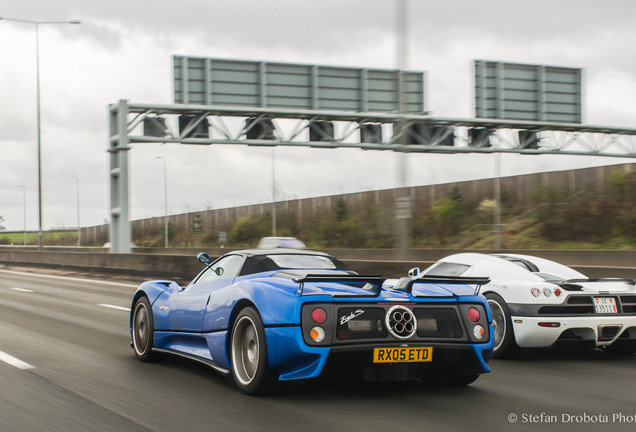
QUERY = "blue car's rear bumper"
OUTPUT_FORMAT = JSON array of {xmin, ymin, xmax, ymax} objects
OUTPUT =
[{"xmin": 265, "ymin": 325, "xmax": 493, "ymax": 381}]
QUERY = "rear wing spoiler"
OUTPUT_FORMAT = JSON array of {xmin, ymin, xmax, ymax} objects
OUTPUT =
[
  {"xmin": 395, "ymin": 276, "xmax": 491, "ymax": 296},
  {"xmin": 293, "ymin": 274, "xmax": 386, "ymax": 296},
  {"xmin": 564, "ymin": 278, "xmax": 636, "ymax": 284},
  {"xmin": 556, "ymin": 278, "xmax": 636, "ymax": 291}
]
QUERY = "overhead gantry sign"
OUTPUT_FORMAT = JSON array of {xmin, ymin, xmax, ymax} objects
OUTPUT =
[
  {"xmin": 108, "ymin": 100, "xmax": 636, "ymax": 252},
  {"xmin": 108, "ymin": 57, "xmax": 636, "ymax": 253}
]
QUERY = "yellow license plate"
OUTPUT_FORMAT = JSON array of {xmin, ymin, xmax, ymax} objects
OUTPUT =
[{"xmin": 373, "ymin": 347, "xmax": 433, "ymax": 363}]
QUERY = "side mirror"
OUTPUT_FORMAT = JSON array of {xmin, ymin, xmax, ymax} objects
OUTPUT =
[
  {"xmin": 407, "ymin": 267, "xmax": 421, "ymax": 278},
  {"xmin": 197, "ymin": 252, "xmax": 211, "ymax": 264}
]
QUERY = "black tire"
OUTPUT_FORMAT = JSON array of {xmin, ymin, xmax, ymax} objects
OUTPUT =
[
  {"xmin": 428, "ymin": 373, "xmax": 480, "ymax": 387},
  {"xmin": 230, "ymin": 307, "xmax": 277, "ymax": 395},
  {"xmin": 454, "ymin": 374, "xmax": 480, "ymax": 386},
  {"xmin": 485, "ymin": 293, "xmax": 517, "ymax": 358},
  {"xmin": 603, "ymin": 341, "xmax": 636, "ymax": 356},
  {"xmin": 131, "ymin": 296, "xmax": 162, "ymax": 362}
]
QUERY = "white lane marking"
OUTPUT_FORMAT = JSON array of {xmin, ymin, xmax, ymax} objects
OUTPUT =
[
  {"xmin": 10, "ymin": 287, "xmax": 35, "ymax": 293},
  {"xmin": 0, "ymin": 269, "xmax": 137, "ymax": 288},
  {"xmin": 0, "ymin": 350, "xmax": 35, "ymax": 370},
  {"xmin": 98, "ymin": 304, "xmax": 130, "ymax": 312}
]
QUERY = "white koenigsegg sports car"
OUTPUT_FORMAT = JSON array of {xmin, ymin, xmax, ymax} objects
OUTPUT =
[{"xmin": 418, "ymin": 253, "xmax": 636, "ymax": 358}]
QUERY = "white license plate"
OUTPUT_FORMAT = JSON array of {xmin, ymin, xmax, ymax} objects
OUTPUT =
[{"xmin": 594, "ymin": 297, "xmax": 618, "ymax": 314}]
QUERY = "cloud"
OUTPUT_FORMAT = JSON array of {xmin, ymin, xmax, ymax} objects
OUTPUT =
[{"xmin": 1, "ymin": 0, "xmax": 636, "ymax": 232}]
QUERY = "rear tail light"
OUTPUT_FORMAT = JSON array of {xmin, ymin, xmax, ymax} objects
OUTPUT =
[
  {"xmin": 473, "ymin": 325, "xmax": 486, "ymax": 340},
  {"xmin": 311, "ymin": 307, "xmax": 327, "ymax": 324},
  {"xmin": 554, "ymin": 288, "xmax": 562, "ymax": 297},
  {"xmin": 467, "ymin": 307, "xmax": 480, "ymax": 323},
  {"xmin": 538, "ymin": 322, "xmax": 561, "ymax": 328},
  {"xmin": 310, "ymin": 326, "xmax": 326, "ymax": 343}
]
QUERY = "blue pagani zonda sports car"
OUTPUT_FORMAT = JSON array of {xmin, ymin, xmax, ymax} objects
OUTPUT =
[{"xmin": 130, "ymin": 249, "xmax": 494, "ymax": 394}]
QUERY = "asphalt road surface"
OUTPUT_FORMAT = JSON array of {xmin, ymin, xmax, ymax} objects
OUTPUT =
[{"xmin": 2, "ymin": 268, "xmax": 636, "ymax": 432}]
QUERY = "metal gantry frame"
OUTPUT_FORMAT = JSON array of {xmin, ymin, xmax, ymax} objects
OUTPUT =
[{"xmin": 109, "ymin": 99, "xmax": 636, "ymax": 253}]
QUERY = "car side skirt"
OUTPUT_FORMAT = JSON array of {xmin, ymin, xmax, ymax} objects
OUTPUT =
[
  {"xmin": 154, "ymin": 330, "xmax": 231, "ymax": 371},
  {"xmin": 153, "ymin": 348, "xmax": 231, "ymax": 376}
]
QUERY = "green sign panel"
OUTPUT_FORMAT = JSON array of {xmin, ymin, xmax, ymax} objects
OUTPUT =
[
  {"xmin": 475, "ymin": 60, "xmax": 582, "ymax": 123},
  {"xmin": 174, "ymin": 56, "xmax": 426, "ymax": 114}
]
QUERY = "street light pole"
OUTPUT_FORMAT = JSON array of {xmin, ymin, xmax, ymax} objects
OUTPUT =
[
  {"xmin": 395, "ymin": 0, "xmax": 411, "ymax": 259},
  {"xmin": 494, "ymin": 153, "xmax": 502, "ymax": 250},
  {"xmin": 70, "ymin": 175, "xmax": 80, "ymax": 247},
  {"xmin": 17, "ymin": 186, "xmax": 26, "ymax": 246},
  {"xmin": 35, "ymin": 21, "xmax": 45, "ymax": 249},
  {"xmin": 271, "ymin": 148, "xmax": 277, "ymax": 236},
  {"xmin": 155, "ymin": 156, "xmax": 169, "ymax": 248},
  {"xmin": 0, "ymin": 16, "xmax": 81, "ymax": 249}
]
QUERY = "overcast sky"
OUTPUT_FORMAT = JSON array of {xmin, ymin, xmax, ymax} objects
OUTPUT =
[{"xmin": 1, "ymin": 0, "xmax": 636, "ymax": 232}]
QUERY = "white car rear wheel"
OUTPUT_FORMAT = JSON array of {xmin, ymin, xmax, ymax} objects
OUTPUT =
[{"xmin": 486, "ymin": 293, "xmax": 517, "ymax": 358}]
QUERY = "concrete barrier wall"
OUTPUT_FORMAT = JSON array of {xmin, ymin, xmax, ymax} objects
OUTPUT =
[
  {"xmin": 0, "ymin": 249, "xmax": 202, "ymax": 281},
  {"xmin": 1, "ymin": 247, "xmax": 635, "ymax": 282}
]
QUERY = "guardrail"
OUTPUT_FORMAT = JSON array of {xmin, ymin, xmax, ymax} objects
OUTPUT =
[{"xmin": 1, "ymin": 247, "xmax": 635, "ymax": 281}]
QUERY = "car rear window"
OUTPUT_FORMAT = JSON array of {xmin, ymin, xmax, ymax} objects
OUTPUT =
[
  {"xmin": 239, "ymin": 254, "xmax": 348, "ymax": 275},
  {"xmin": 425, "ymin": 262, "xmax": 470, "ymax": 277},
  {"xmin": 269, "ymin": 254, "xmax": 337, "ymax": 269}
]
